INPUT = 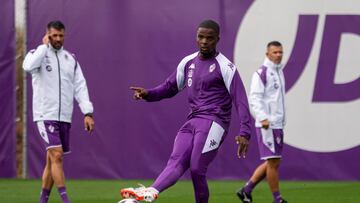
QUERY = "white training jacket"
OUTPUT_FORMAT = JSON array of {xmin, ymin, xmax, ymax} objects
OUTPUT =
[
  {"xmin": 249, "ymin": 57, "xmax": 286, "ymax": 129},
  {"xmin": 23, "ymin": 44, "xmax": 93, "ymax": 123}
]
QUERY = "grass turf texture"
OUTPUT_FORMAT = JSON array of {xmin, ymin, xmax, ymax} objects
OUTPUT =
[{"xmin": 1, "ymin": 179, "xmax": 359, "ymax": 203}]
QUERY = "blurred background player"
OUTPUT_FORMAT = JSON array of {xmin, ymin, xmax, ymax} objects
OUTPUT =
[
  {"xmin": 23, "ymin": 20, "xmax": 95, "ymax": 203},
  {"xmin": 237, "ymin": 41, "xmax": 287, "ymax": 203},
  {"xmin": 121, "ymin": 19, "xmax": 252, "ymax": 203}
]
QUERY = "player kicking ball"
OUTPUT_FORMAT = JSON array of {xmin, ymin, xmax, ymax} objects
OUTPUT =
[{"xmin": 120, "ymin": 19, "xmax": 251, "ymax": 203}]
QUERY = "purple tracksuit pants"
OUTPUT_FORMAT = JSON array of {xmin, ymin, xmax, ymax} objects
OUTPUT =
[{"xmin": 151, "ymin": 117, "xmax": 227, "ymax": 203}]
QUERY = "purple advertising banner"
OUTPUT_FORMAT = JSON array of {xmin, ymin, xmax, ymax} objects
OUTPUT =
[
  {"xmin": 26, "ymin": 0, "xmax": 360, "ymax": 180},
  {"xmin": 0, "ymin": 0, "xmax": 16, "ymax": 178}
]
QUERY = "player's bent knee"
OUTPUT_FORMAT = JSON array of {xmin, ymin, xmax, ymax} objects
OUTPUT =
[{"xmin": 48, "ymin": 149, "xmax": 64, "ymax": 163}]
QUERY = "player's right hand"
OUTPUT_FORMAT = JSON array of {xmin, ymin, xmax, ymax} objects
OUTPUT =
[
  {"xmin": 130, "ymin": 86, "xmax": 148, "ymax": 100},
  {"xmin": 42, "ymin": 33, "xmax": 49, "ymax": 45},
  {"xmin": 260, "ymin": 119, "xmax": 270, "ymax": 129}
]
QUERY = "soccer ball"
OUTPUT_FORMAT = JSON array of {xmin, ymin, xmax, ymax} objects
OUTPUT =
[{"xmin": 118, "ymin": 198, "xmax": 139, "ymax": 203}]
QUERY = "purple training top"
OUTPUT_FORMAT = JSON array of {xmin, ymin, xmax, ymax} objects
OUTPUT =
[{"xmin": 145, "ymin": 52, "xmax": 251, "ymax": 138}]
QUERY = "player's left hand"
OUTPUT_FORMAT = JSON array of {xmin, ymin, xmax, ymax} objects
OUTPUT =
[
  {"xmin": 84, "ymin": 116, "xmax": 95, "ymax": 133},
  {"xmin": 235, "ymin": 135, "xmax": 249, "ymax": 158}
]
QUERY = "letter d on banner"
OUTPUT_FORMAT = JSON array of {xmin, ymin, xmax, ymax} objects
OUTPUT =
[{"xmin": 313, "ymin": 15, "xmax": 360, "ymax": 102}]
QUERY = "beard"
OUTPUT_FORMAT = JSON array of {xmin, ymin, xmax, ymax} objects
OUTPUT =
[{"xmin": 50, "ymin": 39, "xmax": 63, "ymax": 50}]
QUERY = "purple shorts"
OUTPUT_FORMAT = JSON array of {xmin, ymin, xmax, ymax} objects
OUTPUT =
[
  {"xmin": 36, "ymin": 121, "xmax": 71, "ymax": 154},
  {"xmin": 256, "ymin": 128, "xmax": 284, "ymax": 160}
]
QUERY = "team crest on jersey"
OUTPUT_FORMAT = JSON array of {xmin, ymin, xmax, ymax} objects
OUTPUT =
[
  {"xmin": 189, "ymin": 63, "xmax": 195, "ymax": 69},
  {"xmin": 188, "ymin": 69, "xmax": 193, "ymax": 77},
  {"xmin": 274, "ymin": 83, "xmax": 279, "ymax": 89},
  {"xmin": 187, "ymin": 78, "xmax": 193, "ymax": 87},
  {"xmin": 64, "ymin": 54, "xmax": 68, "ymax": 60},
  {"xmin": 46, "ymin": 65, "xmax": 52, "ymax": 72},
  {"xmin": 48, "ymin": 125, "xmax": 55, "ymax": 133},
  {"xmin": 209, "ymin": 64, "xmax": 216, "ymax": 72}
]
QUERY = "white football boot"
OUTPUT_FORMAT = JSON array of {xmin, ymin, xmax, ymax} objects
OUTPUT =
[{"xmin": 120, "ymin": 184, "xmax": 158, "ymax": 202}]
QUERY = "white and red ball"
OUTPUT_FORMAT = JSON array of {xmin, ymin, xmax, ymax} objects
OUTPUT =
[{"xmin": 118, "ymin": 198, "xmax": 139, "ymax": 203}]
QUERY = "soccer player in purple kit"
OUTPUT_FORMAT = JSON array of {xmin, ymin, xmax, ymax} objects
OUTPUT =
[
  {"xmin": 236, "ymin": 41, "xmax": 287, "ymax": 203},
  {"xmin": 120, "ymin": 20, "xmax": 252, "ymax": 203},
  {"xmin": 23, "ymin": 21, "xmax": 95, "ymax": 203}
]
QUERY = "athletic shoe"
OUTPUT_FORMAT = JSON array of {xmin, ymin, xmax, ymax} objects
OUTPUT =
[
  {"xmin": 236, "ymin": 188, "xmax": 252, "ymax": 203},
  {"xmin": 120, "ymin": 184, "xmax": 158, "ymax": 202}
]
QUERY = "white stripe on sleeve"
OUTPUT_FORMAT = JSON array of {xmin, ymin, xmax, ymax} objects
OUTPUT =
[{"xmin": 217, "ymin": 53, "xmax": 236, "ymax": 92}]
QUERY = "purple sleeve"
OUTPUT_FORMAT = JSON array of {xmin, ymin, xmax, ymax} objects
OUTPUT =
[
  {"xmin": 230, "ymin": 71, "xmax": 252, "ymax": 139},
  {"xmin": 145, "ymin": 70, "xmax": 180, "ymax": 102}
]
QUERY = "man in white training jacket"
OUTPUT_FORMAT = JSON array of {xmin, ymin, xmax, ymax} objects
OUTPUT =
[
  {"xmin": 23, "ymin": 20, "xmax": 94, "ymax": 203},
  {"xmin": 237, "ymin": 41, "xmax": 287, "ymax": 203}
]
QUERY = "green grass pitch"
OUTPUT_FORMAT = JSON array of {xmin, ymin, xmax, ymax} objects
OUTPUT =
[{"xmin": 1, "ymin": 179, "xmax": 359, "ymax": 202}]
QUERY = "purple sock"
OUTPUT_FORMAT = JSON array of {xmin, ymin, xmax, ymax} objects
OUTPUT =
[
  {"xmin": 57, "ymin": 187, "xmax": 71, "ymax": 203},
  {"xmin": 272, "ymin": 191, "xmax": 282, "ymax": 203},
  {"xmin": 243, "ymin": 180, "xmax": 255, "ymax": 193},
  {"xmin": 39, "ymin": 188, "xmax": 51, "ymax": 203}
]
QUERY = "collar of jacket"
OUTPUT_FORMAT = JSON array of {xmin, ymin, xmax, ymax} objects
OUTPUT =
[
  {"xmin": 263, "ymin": 57, "xmax": 282, "ymax": 70},
  {"xmin": 48, "ymin": 43, "xmax": 64, "ymax": 52}
]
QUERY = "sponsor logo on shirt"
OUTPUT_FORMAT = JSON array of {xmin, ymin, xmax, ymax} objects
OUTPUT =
[
  {"xmin": 187, "ymin": 78, "xmax": 192, "ymax": 87},
  {"xmin": 209, "ymin": 63, "xmax": 216, "ymax": 72},
  {"xmin": 46, "ymin": 65, "xmax": 52, "ymax": 72},
  {"xmin": 188, "ymin": 64, "xmax": 194, "ymax": 87},
  {"xmin": 188, "ymin": 69, "xmax": 193, "ymax": 77}
]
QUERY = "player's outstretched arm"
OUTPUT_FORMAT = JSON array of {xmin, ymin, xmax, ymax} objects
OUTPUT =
[{"xmin": 130, "ymin": 86, "xmax": 148, "ymax": 100}]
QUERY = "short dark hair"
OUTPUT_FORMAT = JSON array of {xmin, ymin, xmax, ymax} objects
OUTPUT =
[
  {"xmin": 198, "ymin": 19, "xmax": 220, "ymax": 35},
  {"xmin": 267, "ymin": 41, "xmax": 282, "ymax": 48},
  {"xmin": 47, "ymin": 20, "xmax": 65, "ymax": 31}
]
